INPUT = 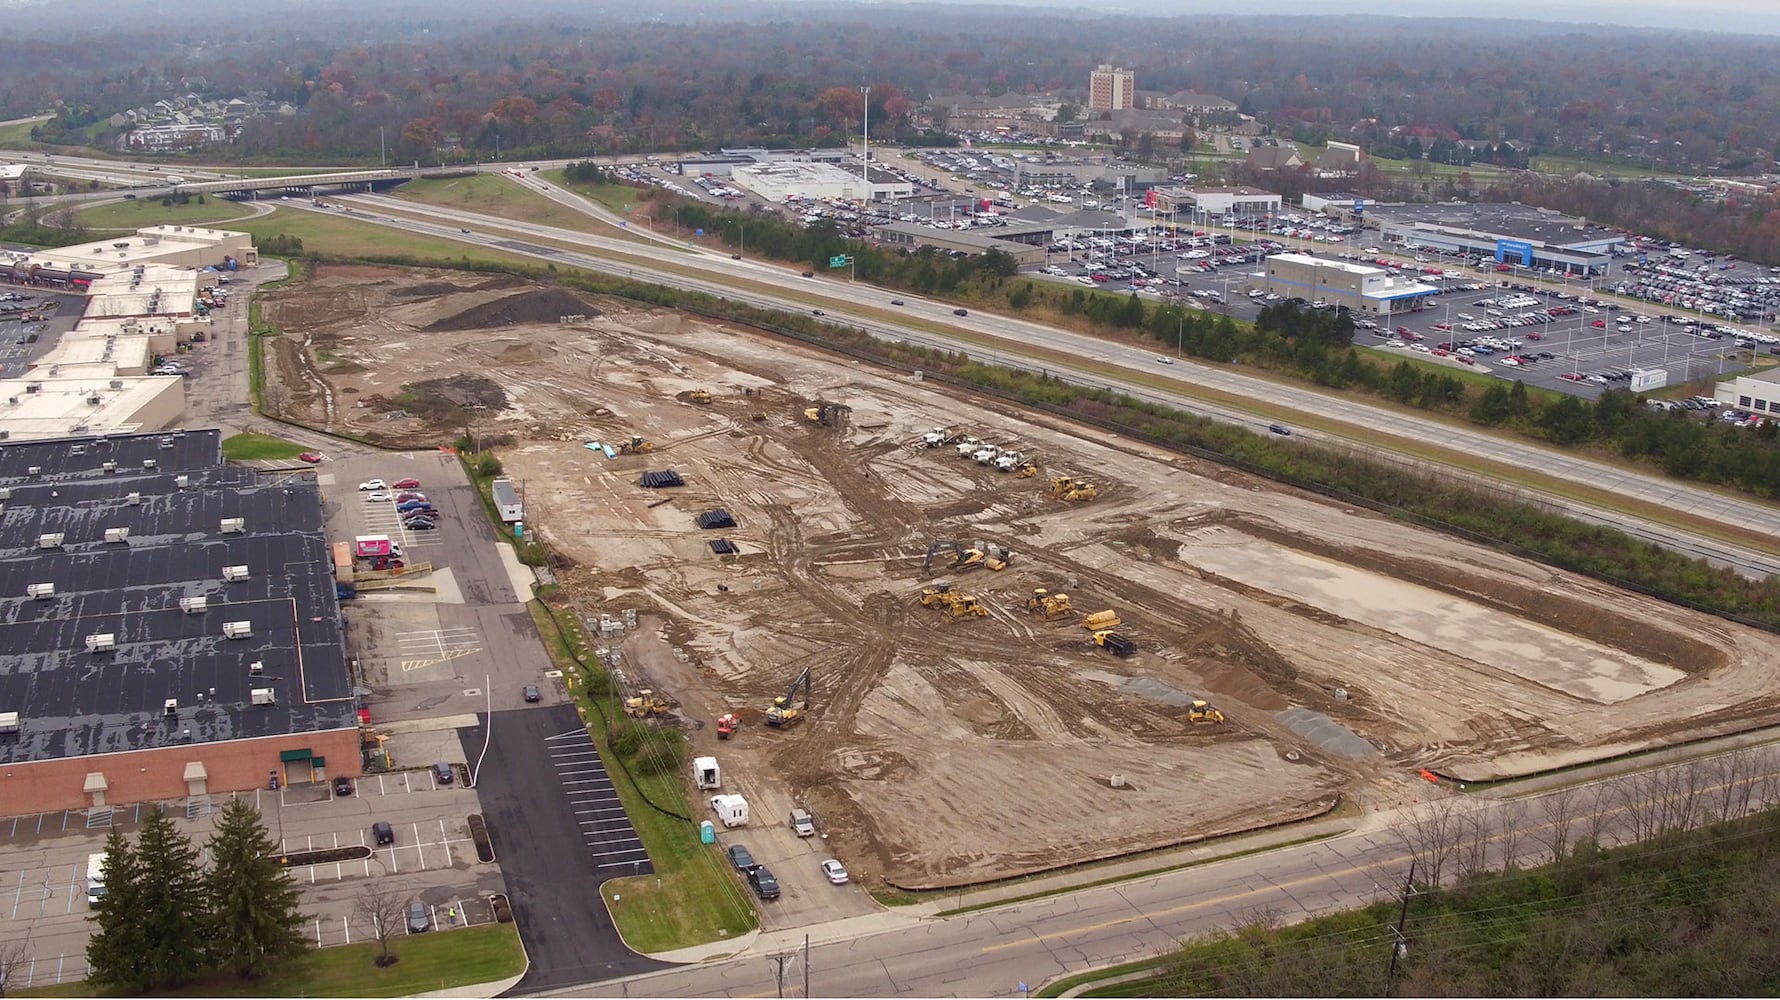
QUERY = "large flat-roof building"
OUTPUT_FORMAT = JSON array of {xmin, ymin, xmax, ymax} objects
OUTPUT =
[
  {"xmin": 729, "ymin": 161, "xmax": 912, "ymax": 204},
  {"xmin": 1262, "ymin": 253, "xmax": 1440, "ymax": 316},
  {"xmin": 1715, "ymin": 368, "xmax": 1780, "ymax": 417},
  {"xmin": 1152, "ymin": 186, "xmax": 1283, "ymax": 221},
  {"xmin": 1364, "ymin": 203, "xmax": 1626, "ymax": 277},
  {"xmin": 0, "ymin": 430, "xmax": 357, "ymax": 815}
]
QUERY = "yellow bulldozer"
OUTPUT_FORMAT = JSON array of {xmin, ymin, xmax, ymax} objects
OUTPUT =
[
  {"xmin": 1027, "ymin": 588, "xmax": 1074, "ymax": 621},
  {"xmin": 947, "ymin": 595, "xmax": 990, "ymax": 619},
  {"xmin": 1050, "ymin": 476, "xmax": 1098, "ymax": 502},
  {"xmin": 623, "ymin": 688, "xmax": 672, "ymax": 718},
  {"xmin": 920, "ymin": 584, "xmax": 956, "ymax": 608},
  {"xmin": 689, "ymin": 389, "xmax": 713, "ymax": 404},
  {"xmin": 919, "ymin": 582, "xmax": 988, "ymax": 619},
  {"xmin": 618, "ymin": 434, "xmax": 654, "ymax": 455},
  {"xmin": 803, "ymin": 400, "xmax": 850, "ymax": 427},
  {"xmin": 1081, "ymin": 609, "xmax": 1123, "ymax": 631},
  {"xmin": 1188, "ymin": 700, "xmax": 1226, "ymax": 725}
]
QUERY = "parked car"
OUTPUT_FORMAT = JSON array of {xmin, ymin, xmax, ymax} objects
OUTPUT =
[
  {"xmin": 373, "ymin": 821, "xmax": 395, "ymax": 845},
  {"xmin": 726, "ymin": 844, "xmax": 757, "ymax": 872},
  {"xmin": 298, "ymin": 452, "xmax": 323, "ymax": 464},
  {"xmin": 396, "ymin": 501, "xmax": 435, "ymax": 514},
  {"xmin": 433, "ymin": 762, "xmax": 454, "ymax": 785},
  {"xmin": 748, "ymin": 866, "xmax": 781, "ymax": 900},
  {"xmin": 404, "ymin": 519, "xmax": 438, "ymax": 531},
  {"xmin": 394, "ymin": 492, "xmax": 426, "ymax": 503},
  {"xmin": 358, "ymin": 479, "xmax": 388, "ymax": 491},
  {"xmin": 393, "ymin": 478, "xmax": 422, "ymax": 490},
  {"xmin": 333, "ymin": 777, "xmax": 353, "ymax": 796},
  {"xmin": 365, "ymin": 492, "xmax": 392, "ymax": 503},
  {"xmin": 821, "ymin": 859, "xmax": 850, "ymax": 884},
  {"xmin": 407, "ymin": 900, "xmax": 430, "ymax": 933},
  {"xmin": 523, "ymin": 684, "xmax": 541, "ymax": 703}
]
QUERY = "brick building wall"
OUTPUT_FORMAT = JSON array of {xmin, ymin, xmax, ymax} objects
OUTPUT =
[{"xmin": 0, "ymin": 728, "xmax": 361, "ymax": 816}]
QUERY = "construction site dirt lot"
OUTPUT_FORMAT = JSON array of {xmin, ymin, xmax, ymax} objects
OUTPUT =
[{"xmin": 262, "ymin": 266, "xmax": 1780, "ymax": 888}]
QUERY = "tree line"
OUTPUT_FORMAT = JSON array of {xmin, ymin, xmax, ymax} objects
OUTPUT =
[
  {"xmin": 87, "ymin": 799, "xmax": 308, "ymax": 991},
  {"xmin": 1141, "ymin": 751, "xmax": 1780, "ymax": 996}
]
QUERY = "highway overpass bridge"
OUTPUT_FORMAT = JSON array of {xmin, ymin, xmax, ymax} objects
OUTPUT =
[{"xmin": 173, "ymin": 165, "xmax": 475, "ymax": 198}]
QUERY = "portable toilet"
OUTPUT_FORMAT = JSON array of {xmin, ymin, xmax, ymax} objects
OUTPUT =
[
  {"xmin": 710, "ymin": 793, "xmax": 750, "ymax": 828},
  {"xmin": 700, "ymin": 820, "xmax": 715, "ymax": 845}
]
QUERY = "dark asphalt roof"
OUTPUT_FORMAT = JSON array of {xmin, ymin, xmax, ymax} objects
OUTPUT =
[
  {"xmin": 0, "ymin": 429, "xmax": 221, "ymax": 483},
  {"xmin": 0, "ymin": 433, "xmax": 354, "ymax": 764}
]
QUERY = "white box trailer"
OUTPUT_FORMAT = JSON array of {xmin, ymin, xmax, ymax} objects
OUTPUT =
[
  {"xmin": 710, "ymin": 793, "xmax": 750, "ymax": 828},
  {"xmin": 490, "ymin": 477, "xmax": 524, "ymax": 523},
  {"xmin": 693, "ymin": 755, "xmax": 722, "ymax": 790},
  {"xmin": 87, "ymin": 852, "xmax": 106, "ymax": 904}
]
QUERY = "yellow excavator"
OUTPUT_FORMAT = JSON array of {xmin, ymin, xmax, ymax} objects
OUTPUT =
[
  {"xmin": 618, "ymin": 434, "xmax": 654, "ymax": 455},
  {"xmin": 803, "ymin": 400, "xmax": 850, "ymax": 427},
  {"xmin": 766, "ymin": 667, "xmax": 813, "ymax": 728},
  {"xmin": 689, "ymin": 389, "xmax": 713, "ymax": 404},
  {"xmin": 1187, "ymin": 700, "xmax": 1226, "ymax": 725},
  {"xmin": 1027, "ymin": 588, "xmax": 1073, "ymax": 621},
  {"xmin": 623, "ymin": 688, "xmax": 672, "ymax": 718},
  {"xmin": 1050, "ymin": 476, "xmax": 1098, "ymax": 502}
]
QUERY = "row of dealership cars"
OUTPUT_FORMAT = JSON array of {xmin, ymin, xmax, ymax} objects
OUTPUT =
[{"xmin": 358, "ymin": 477, "xmax": 440, "ymax": 533}]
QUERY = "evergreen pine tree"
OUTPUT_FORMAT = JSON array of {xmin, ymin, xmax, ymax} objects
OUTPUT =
[
  {"xmin": 132, "ymin": 806, "xmax": 208, "ymax": 989},
  {"xmin": 86, "ymin": 827, "xmax": 149, "ymax": 991},
  {"xmin": 205, "ymin": 798, "xmax": 309, "ymax": 978}
]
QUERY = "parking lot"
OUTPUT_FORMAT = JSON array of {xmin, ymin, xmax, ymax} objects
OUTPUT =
[{"xmin": 0, "ymin": 777, "xmax": 501, "ymax": 990}]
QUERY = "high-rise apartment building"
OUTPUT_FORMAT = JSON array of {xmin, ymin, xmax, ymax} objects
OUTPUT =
[{"xmin": 1089, "ymin": 64, "xmax": 1135, "ymax": 111}]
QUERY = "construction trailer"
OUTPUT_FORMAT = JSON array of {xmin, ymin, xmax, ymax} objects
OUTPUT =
[
  {"xmin": 710, "ymin": 793, "xmax": 751, "ymax": 827},
  {"xmin": 693, "ymin": 755, "xmax": 722, "ymax": 790}
]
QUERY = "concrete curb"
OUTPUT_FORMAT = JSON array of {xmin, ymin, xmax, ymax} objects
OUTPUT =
[
  {"xmin": 1055, "ymin": 968, "xmax": 1159, "ymax": 998},
  {"xmin": 415, "ymin": 970, "xmax": 527, "ymax": 998}
]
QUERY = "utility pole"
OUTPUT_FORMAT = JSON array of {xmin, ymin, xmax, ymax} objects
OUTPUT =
[
  {"xmin": 803, "ymin": 934, "xmax": 810, "ymax": 998},
  {"xmin": 379, "ymin": 126, "xmax": 386, "ymax": 169},
  {"xmin": 1383, "ymin": 860, "xmax": 1416, "ymax": 997},
  {"xmin": 768, "ymin": 952, "xmax": 790, "ymax": 998},
  {"xmin": 860, "ymin": 85, "xmax": 871, "ymax": 204}
]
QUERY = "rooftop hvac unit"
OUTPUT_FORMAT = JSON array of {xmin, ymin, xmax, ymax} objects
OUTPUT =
[
  {"xmin": 86, "ymin": 633, "xmax": 116, "ymax": 654},
  {"xmin": 0, "ymin": 488, "xmax": 10, "ymax": 501},
  {"xmin": 24, "ymin": 384, "xmax": 39, "ymax": 394},
  {"xmin": 26, "ymin": 582, "xmax": 54, "ymax": 600},
  {"xmin": 101, "ymin": 461, "xmax": 117, "ymax": 473},
  {"xmin": 220, "ymin": 517, "xmax": 244, "ymax": 534},
  {"xmin": 0, "ymin": 711, "xmax": 17, "ymax": 734},
  {"xmin": 26, "ymin": 465, "xmax": 40, "ymax": 475},
  {"xmin": 109, "ymin": 380, "xmax": 123, "ymax": 389},
  {"xmin": 126, "ymin": 492, "xmax": 141, "ymax": 506},
  {"xmin": 179, "ymin": 595, "xmax": 206, "ymax": 614},
  {"xmin": 163, "ymin": 698, "xmax": 178, "ymax": 715},
  {"xmin": 86, "ymin": 396, "xmax": 101, "ymax": 406},
  {"xmin": 222, "ymin": 621, "xmax": 252, "ymax": 640},
  {"xmin": 104, "ymin": 526, "xmax": 129, "ymax": 543},
  {"xmin": 250, "ymin": 688, "xmax": 276, "ymax": 707},
  {"xmin": 37, "ymin": 532, "xmax": 63, "ymax": 549},
  {"xmin": 221, "ymin": 565, "xmax": 249, "ymax": 582},
  {"xmin": 174, "ymin": 475, "xmax": 188, "ymax": 488},
  {"xmin": 249, "ymin": 660, "xmax": 264, "ymax": 675},
  {"xmin": 142, "ymin": 458, "xmax": 157, "ymax": 469}
]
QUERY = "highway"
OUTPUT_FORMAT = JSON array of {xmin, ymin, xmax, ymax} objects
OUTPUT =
[{"xmin": 302, "ymin": 187, "xmax": 1780, "ymax": 580}]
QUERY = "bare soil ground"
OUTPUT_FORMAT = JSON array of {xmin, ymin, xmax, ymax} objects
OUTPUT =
[{"xmin": 262, "ymin": 266, "xmax": 1780, "ymax": 887}]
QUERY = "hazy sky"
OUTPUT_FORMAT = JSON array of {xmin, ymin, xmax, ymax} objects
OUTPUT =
[{"xmin": 1093, "ymin": 0, "xmax": 1780, "ymax": 35}]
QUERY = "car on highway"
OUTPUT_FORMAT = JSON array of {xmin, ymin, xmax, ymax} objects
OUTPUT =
[
  {"xmin": 890, "ymin": 299, "xmax": 905, "ymax": 306},
  {"xmin": 801, "ymin": 271, "xmax": 814, "ymax": 278},
  {"xmin": 460, "ymin": 228, "xmax": 470, "ymax": 234},
  {"xmin": 393, "ymin": 478, "xmax": 422, "ymax": 490},
  {"xmin": 726, "ymin": 844, "xmax": 757, "ymax": 872},
  {"xmin": 358, "ymin": 479, "xmax": 388, "ymax": 491},
  {"xmin": 1155, "ymin": 355, "xmax": 1175, "ymax": 364},
  {"xmin": 1269, "ymin": 424, "xmax": 1291, "ymax": 436},
  {"xmin": 953, "ymin": 308, "xmax": 968, "ymax": 316},
  {"xmin": 812, "ymin": 309, "xmax": 825, "ymax": 316},
  {"xmin": 821, "ymin": 859, "xmax": 850, "ymax": 884}
]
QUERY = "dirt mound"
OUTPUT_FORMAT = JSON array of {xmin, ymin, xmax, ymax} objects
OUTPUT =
[
  {"xmin": 403, "ymin": 375, "xmax": 509, "ymax": 420},
  {"xmin": 425, "ymin": 288, "xmax": 599, "ymax": 331}
]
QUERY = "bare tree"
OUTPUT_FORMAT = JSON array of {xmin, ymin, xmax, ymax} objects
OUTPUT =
[
  {"xmin": 0, "ymin": 938, "xmax": 30, "ymax": 999},
  {"xmin": 1394, "ymin": 796, "xmax": 1462, "ymax": 888},
  {"xmin": 1537, "ymin": 786, "xmax": 1576, "ymax": 865},
  {"xmin": 261, "ymin": 380, "xmax": 290, "ymax": 418},
  {"xmin": 1584, "ymin": 782, "xmax": 1617, "ymax": 849},
  {"xmin": 1495, "ymin": 798, "xmax": 1527, "ymax": 870},
  {"xmin": 352, "ymin": 883, "xmax": 406, "ymax": 968},
  {"xmin": 1455, "ymin": 807, "xmax": 1493, "ymax": 882}
]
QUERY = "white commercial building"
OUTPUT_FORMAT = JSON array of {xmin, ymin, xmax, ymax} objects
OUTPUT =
[
  {"xmin": 729, "ymin": 161, "xmax": 910, "ymax": 203},
  {"xmin": 0, "ymin": 375, "xmax": 184, "ymax": 441},
  {"xmin": 1262, "ymin": 253, "xmax": 1441, "ymax": 316},
  {"xmin": 1716, "ymin": 368, "xmax": 1780, "ymax": 416}
]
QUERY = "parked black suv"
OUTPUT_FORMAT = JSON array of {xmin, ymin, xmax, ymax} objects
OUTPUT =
[{"xmin": 748, "ymin": 865, "xmax": 781, "ymax": 900}]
